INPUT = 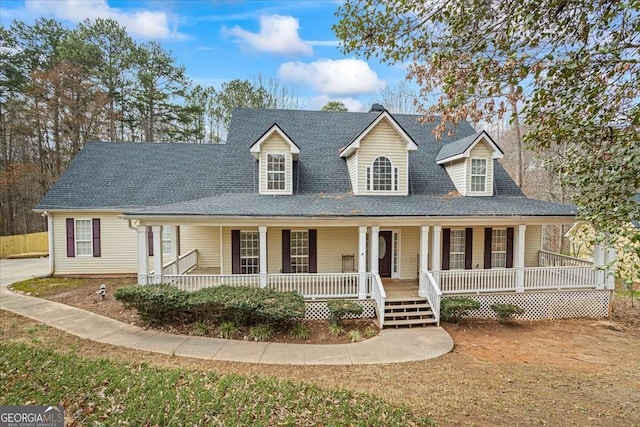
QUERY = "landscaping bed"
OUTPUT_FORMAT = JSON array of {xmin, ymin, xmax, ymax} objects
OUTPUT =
[{"xmin": 9, "ymin": 278, "xmax": 378, "ymax": 344}]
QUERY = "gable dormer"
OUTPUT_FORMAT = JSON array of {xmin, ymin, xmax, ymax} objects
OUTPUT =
[
  {"xmin": 250, "ymin": 124, "xmax": 299, "ymax": 195},
  {"xmin": 436, "ymin": 130, "xmax": 504, "ymax": 196},
  {"xmin": 340, "ymin": 110, "xmax": 418, "ymax": 195}
]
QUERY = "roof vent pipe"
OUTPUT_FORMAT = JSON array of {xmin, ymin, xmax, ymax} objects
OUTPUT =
[{"xmin": 369, "ymin": 103, "xmax": 385, "ymax": 112}]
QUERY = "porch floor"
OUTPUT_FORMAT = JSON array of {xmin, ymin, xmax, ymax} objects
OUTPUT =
[{"xmin": 382, "ymin": 279, "xmax": 420, "ymax": 299}]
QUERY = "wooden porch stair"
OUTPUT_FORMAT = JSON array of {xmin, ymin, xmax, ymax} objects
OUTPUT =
[{"xmin": 381, "ymin": 279, "xmax": 437, "ymax": 328}]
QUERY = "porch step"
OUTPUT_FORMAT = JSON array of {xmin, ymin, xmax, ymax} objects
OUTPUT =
[{"xmin": 382, "ymin": 296, "xmax": 437, "ymax": 329}]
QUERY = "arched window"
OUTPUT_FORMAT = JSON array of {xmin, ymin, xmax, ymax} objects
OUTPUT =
[{"xmin": 368, "ymin": 156, "xmax": 397, "ymax": 191}]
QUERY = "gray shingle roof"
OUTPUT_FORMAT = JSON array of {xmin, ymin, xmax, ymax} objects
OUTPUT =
[{"xmin": 37, "ymin": 107, "xmax": 573, "ymax": 218}]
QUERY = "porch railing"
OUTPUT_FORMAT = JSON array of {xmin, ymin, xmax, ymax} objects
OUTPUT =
[
  {"xmin": 161, "ymin": 249, "xmax": 198, "ymax": 276},
  {"xmin": 435, "ymin": 269, "xmax": 517, "ymax": 294},
  {"xmin": 164, "ymin": 274, "xmax": 260, "ymax": 292},
  {"xmin": 434, "ymin": 265, "xmax": 599, "ymax": 294},
  {"xmin": 370, "ymin": 273, "xmax": 386, "ymax": 328},
  {"xmin": 267, "ymin": 273, "xmax": 360, "ymax": 299},
  {"xmin": 538, "ymin": 250, "xmax": 592, "ymax": 267},
  {"xmin": 523, "ymin": 266, "xmax": 599, "ymax": 290},
  {"xmin": 420, "ymin": 271, "xmax": 442, "ymax": 326}
]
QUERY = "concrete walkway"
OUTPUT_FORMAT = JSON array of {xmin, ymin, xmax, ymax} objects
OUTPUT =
[{"xmin": 0, "ymin": 263, "xmax": 453, "ymax": 365}]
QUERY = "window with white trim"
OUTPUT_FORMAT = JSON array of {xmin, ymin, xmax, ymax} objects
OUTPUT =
[
  {"xmin": 290, "ymin": 230, "xmax": 309, "ymax": 273},
  {"xmin": 162, "ymin": 226, "xmax": 172, "ymax": 255},
  {"xmin": 267, "ymin": 153, "xmax": 286, "ymax": 190},
  {"xmin": 240, "ymin": 231, "xmax": 259, "ymax": 274},
  {"xmin": 75, "ymin": 219, "xmax": 92, "ymax": 256},
  {"xmin": 491, "ymin": 228, "xmax": 507, "ymax": 268},
  {"xmin": 368, "ymin": 156, "xmax": 397, "ymax": 191},
  {"xmin": 450, "ymin": 229, "xmax": 466, "ymax": 270},
  {"xmin": 470, "ymin": 158, "xmax": 487, "ymax": 192}
]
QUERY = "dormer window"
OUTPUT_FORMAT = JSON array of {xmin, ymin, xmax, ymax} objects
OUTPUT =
[
  {"xmin": 267, "ymin": 154, "xmax": 286, "ymax": 190},
  {"xmin": 470, "ymin": 158, "xmax": 487, "ymax": 192},
  {"xmin": 367, "ymin": 156, "xmax": 398, "ymax": 192}
]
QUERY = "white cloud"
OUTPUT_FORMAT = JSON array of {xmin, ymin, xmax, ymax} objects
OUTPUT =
[
  {"xmin": 306, "ymin": 40, "xmax": 340, "ymax": 47},
  {"xmin": 226, "ymin": 14, "xmax": 312, "ymax": 56},
  {"xmin": 24, "ymin": 0, "xmax": 185, "ymax": 40},
  {"xmin": 278, "ymin": 58, "xmax": 386, "ymax": 96},
  {"xmin": 308, "ymin": 95, "xmax": 364, "ymax": 112}
]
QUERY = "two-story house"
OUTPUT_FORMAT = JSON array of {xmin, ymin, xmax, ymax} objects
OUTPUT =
[{"xmin": 35, "ymin": 106, "xmax": 614, "ymax": 327}]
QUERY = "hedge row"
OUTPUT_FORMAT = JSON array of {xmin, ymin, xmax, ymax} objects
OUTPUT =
[{"xmin": 114, "ymin": 285, "xmax": 305, "ymax": 327}]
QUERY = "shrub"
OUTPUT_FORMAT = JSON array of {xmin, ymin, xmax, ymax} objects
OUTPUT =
[
  {"xmin": 348, "ymin": 329, "xmax": 362, "ymax": 343},
  {"xmin": 192, "ymin": 321, "xmax": 210, "ymax": 336},
  {"xmin": 329, "ymin": 323, "xmax": 344, "ymax": 337},
  {"xmin": 289, "ymin": 322, "xmax": 311, "ymax": 340},
  {"xmin": 364, "ymin": 326, "xmax": 379, "ymax": 338},
  {"xmin": 490, "ymin": 303, "xmax": 524, "ymax": 321},
  {"xmin": 114, "ymin": 285, "xmax": 190, "ymax": 325},
  {"xmin": 188, "ymin": 286, "xmax": 305, "ymax": 326},
  {"xmin": 248, "ymin": 324, "xmax": 275, "ymax": 341},
  {"xmin": 441, "ymin": 297, "xmax": 480, "ymax": 322},
  {"xmin": 326, "ymin": 299, "xmax": 363, "ymax": 326},
  {"xmin": 218, "ymin": 321, "xmax": 238, "ymax": 339}
]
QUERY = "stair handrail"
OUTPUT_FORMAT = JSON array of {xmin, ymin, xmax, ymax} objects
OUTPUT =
[
  {"xmin": 370, "ymin": 273, "xmax": 386, "ymax": 328},
  {"xmin": 424, "ymin": 271, "xmax": 442, "ymax": 326}
]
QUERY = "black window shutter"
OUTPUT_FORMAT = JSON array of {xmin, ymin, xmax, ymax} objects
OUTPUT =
[
  {"xmin": 175, "ymin": 225, "xmax": 181, "ymax": 256},
  {"xmin": 465, "ymin": 228, "xmax": 473, "ymax": 270},
  {"xmin": 282, "ymin": 229, "xmax": 291, "ymax": 273},
  {"xmin": 92, "ymin": 218, "xmax": 101, "ymax": 257},
  {"xmin": 147, "ymin": 228, "xmax": 154, "ymax": 257},
  {"xmin": 506, "ymin": 227, "xmax": 515, "ymax": 268},
  {"xmin": 308, "ymin": 229, "xmax": 317, "ymax": 273},
  {"xmin": 484, "ymin": 228, "xmax": 492, "ymax": 269},
  {"xmin": 231, "ymin": 230, "xmax": 240, "ymax": 274},
  {"xmin": 66, "ymin": 218, "xmax": 75, "ymax": 257},
  {"xmin": 441, "ymin": 228, "xmax": 450, "ymax": 270}
]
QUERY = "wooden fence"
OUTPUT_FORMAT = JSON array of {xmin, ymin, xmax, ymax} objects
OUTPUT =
[{"xmin": 0, "ymin": 231, "xmax": 48, "ymax": 258}]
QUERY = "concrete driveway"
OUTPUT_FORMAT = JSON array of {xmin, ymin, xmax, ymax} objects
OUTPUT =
[{"xmin": 0, "ymin": 257, "xmax": 49, "ymax": 286}]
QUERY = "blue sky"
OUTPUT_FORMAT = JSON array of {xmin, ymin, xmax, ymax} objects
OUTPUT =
[{"xmin": 1, "ymin": 0, "xmax": 411, "ymax": 111}]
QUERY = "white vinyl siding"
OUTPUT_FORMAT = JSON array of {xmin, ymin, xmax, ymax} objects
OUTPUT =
[
  {"xmin": 75, "ymin": 219, "xmax": 92, "ymax": 256},
  {"xmin": 259, "ymin": 133, "xmax": 293, "ymax": 195},
  {"xmin": 525, "ymin": 225, "xmax": 542, "ymax": 267},
  {"xmin": 53, "ymin": 212, "xmax": 137, "ymax": 274},
  {"xmin": 346, "ymin": 154, "xmax": 358, "ymax": 193},
  {"xmin": 450, "ymin": 229, "xmax": 466, "ymax": 270},
  {"xmin": 444, "ymin": 160, "xmax": 467, "ymax": 195},
  {"xmin": 492, "ymin": 228, "xmax": 507, "ymax": 268},
  {"xmin": 356, "ymin": 118, "xmax": 408, "ymax": 195},
  {"xmin": 179, "ymin": 226, "xmax": 220, "ymax": 272}
]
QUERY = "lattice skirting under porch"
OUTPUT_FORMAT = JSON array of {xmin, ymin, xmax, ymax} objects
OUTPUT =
[
  {"xmin": 304, "ymin": 300, "xmax": 376, "ymax": 320},
  {"xmin": 444, "ymin": 290, "xmax": 612, "ymax": 320}
]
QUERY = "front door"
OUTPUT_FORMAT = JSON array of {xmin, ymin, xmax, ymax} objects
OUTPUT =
[{"xmin": 379, "ymin": 231, "xmax": 393, "ymax": 278}]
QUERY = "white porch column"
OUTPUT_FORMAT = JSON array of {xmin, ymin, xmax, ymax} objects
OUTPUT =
[
  {"xmin": 419, "ymin": 226, "xmax": 430, "ymax": 294},
  {"xmin": 593, "ymin": 243, "xmax": 606, "ymax": 288},
  {"xmin": 358, "ymin": 226, "xmax": 367, "ymax": 299},
  {"xmin": 152, "ymin": 225, "xmax": 163, "ymax": 285},
  {"xmin": 170, "ymin": 225, "xmax": 179, "ymax": 274},
  {"xmin": 515, "ymin": 224, "xmax": 526, "ymax": 292},
  {"xmin": 259, "ymin": 225, "xmax": 268, "ymax": 288},
  {"xmin": 137, "ymin": 226, "xmax": 149, "ymax": 285},
  {"xmin": 431, "ymin": 225, "xmax": 442, "ymax": 273},
  {"xmin": 369, "ymin": 226, "xmax": 380, "ymax": 275},
  {"xmin": 604, "ymin": 246, "xmax": 617, "ymax": 290}
]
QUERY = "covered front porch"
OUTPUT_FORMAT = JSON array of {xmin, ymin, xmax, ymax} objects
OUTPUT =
[{"xmin": 133, "ymin": 221, "xmax": 615, "ymax": 327}]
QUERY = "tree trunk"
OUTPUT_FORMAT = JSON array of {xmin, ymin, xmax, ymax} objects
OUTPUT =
[{"xmin": 508, "ymin": 85, "xmax": 524, "ymax": 188}]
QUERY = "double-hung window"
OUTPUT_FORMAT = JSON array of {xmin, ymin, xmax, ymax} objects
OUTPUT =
[
  {"xmin": 75, "ymin": 219, "xmax": 92, "ymax": 256},
  {"xmin": 290, "ymin": 231, "xmax": 309, "ymax": 273},
  {"xmin": 162, "ymin": 226, "xmax": 172, "ymax": 255},
  {"xmin": 470, "ymin": 158, "xmax": 487, "ymax": 192},
  {"xmin": 267, "ymin": 154, "xmax": 286, "ymax": 190},
  {"xmin": 491, "ymin": 228, "xmax": 507, "ymax": 268},
  {"xmin": 240, "ymin": 231, "xmax": 259, "ymax": 274},
  {"xmin": 449, "ymin": 229, "xmax": 466, "ymax": 270}
]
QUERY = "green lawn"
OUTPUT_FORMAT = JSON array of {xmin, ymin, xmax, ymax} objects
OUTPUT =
[
  {"xmin": 0, "ymin": 343, "xmax": 433, "ymax": 426},
  {"xmin": 9, "ymin": 277, "xmax": 133, "ymax": 297}
]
